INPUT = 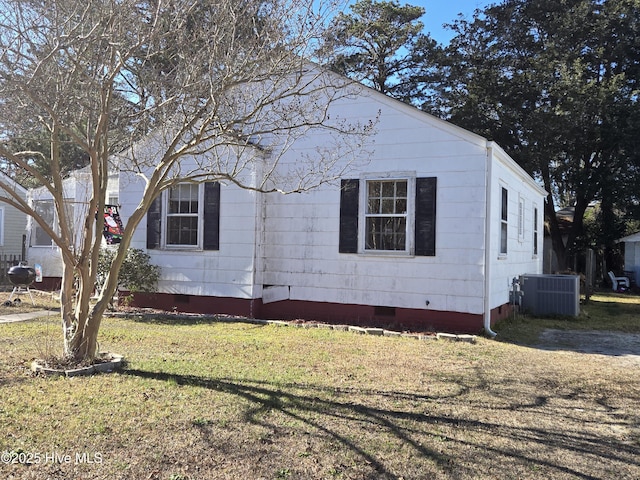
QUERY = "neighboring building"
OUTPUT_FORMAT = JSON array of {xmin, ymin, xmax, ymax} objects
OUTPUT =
[
  {"xmin": 0, "ymin": 172, "xmax": 28, "ymax": 260},
  {"xmin": 120, "ymin": 79, "xmax": 547, "ymax": 334},
  {"xmin": 618, "ymin": 232, "xmax": 640, "ymax": 287},
  {"xmin": 26, "ymin": 167, "xmax": 119, "ymax": 290}
]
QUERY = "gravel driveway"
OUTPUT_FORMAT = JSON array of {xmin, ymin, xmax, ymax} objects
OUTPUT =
[{"xmin": 537, "ymin": 329, "xmax": 640, "ymax": 366}]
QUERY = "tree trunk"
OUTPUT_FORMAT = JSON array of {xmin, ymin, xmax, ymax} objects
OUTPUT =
[{"xmin": 63, "ymin": 226, "xmax": 135, "ymax": 362}]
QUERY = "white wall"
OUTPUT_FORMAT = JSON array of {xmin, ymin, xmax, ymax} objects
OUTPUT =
[
  {"xmin": 119, "ymin": 79, "xmax": 546, "ymax": 318},
  {"xmin": 121, "ymin": 159, "xmax": 262, "ymax": 299},
  {"xmin": 487, "ymin": 145, "xmax": 545, "ymax": 309},
  {"xmin": 261, "ymin": 90, "xmax": 492, "ymax": 315}
]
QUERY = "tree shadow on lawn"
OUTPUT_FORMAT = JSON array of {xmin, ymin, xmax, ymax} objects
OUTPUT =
[{"xmin": 123, "ymin": 368, "xmax": 639, "ymax": 479}]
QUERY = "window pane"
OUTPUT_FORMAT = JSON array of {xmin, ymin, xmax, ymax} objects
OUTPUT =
[
  {"xmin": 501, "ymin": 188, "xmax": 508, "ymax": 221},
  {"xmin": 366, "ymin": 217, "xmax": 406, "ymax": 251},
  {"xmin": 501, "ymin": 223, "xmax": 508, "ymax": 254},
  {"xmin": 33, "ymin": 200, "xmax": 54, "ymax": 246},
  {"xmin": 396, "ymin": 198, "xmax": 407, "ymax": 214},
  {"xmin": 169, "ymin": 184, "xmax": 198, "ymax": 214},
  {"xmin": 381, "ymin": 198, "xmax": 395, "ymax": 214},
  {"xmin": 396, "ymin": 181, "xmax": 407, "ymax": 197},
  {"xmin": 167, "ymin": 217, "xmax": 198, "ymax": 245},
  {"xmin": 367, "ymin": 198, "xmax": 380, "ymax": 214},
  {"xmin": 368, "ymin": 181, "xmax": 380, "ymax": 197},
  {"xmin": 381, "ymin": 181, "xmax": 395, "ymax": 197}
]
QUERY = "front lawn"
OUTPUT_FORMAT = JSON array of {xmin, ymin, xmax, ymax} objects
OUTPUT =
[{"xmin": 0, "ymin": 295, "xmax": 638, "ymax": 479}]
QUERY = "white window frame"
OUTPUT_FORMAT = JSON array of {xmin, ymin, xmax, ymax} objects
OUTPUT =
[
  {"xmin": 499, "ymin": 186, "xmax": 508, "ymax": 256},
  {"xmin": 518, "ymin": 195, "xmax": 525, "ymax": 242},
  {"xmin": 161, "ymin": 183, "xmax": 204, "ymax": 250},
  {"xmin": 359, "ymin": 173, "xmax": 416, "ymax": 256},
  {"xmin": 533, "ymin": 205, "xmax": 539, "ymax": 257}
]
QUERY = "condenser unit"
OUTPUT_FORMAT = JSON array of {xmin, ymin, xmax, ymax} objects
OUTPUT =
[{"xmin": 520, "ymin": 274, "xmax": 580, "ymax": 316}]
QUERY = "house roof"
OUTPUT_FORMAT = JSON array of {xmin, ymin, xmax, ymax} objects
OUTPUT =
[
  {"xmin": 618, "ymin": 231, "xmax": 640, "ymax": 243},
  {"xmin": 0, "ymin": 171, "xmax": 28, "ymax": 196}
]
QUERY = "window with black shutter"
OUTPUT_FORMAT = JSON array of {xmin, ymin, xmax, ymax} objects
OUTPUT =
[
  {"xmin": 145, "ymin": 181, "xmax": 219, "ymax": 250},
  {"xmin": 338, "ymin": 176, "xmax": 436, "ymax": 256}
]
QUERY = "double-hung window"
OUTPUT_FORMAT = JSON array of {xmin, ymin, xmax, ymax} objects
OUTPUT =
[
  {"xmin": 500, "ymin": 187, "xmax": 508, "ymax": 255},
  {"xmin": 166, "ymin": 184, "xmax": 200, "ymax": 246},
  {"xmin": 147, "ymin": 181, "xmax": 220, "ymax": 251},
  {"xmin": 533, "ymin": 206, "xmax": 539, "ymax": 256},
  {"xmin": 339, "ymin": 175, "xmax": 436, "ymax": 256},
  {"xmin": 365, "ymin": 180, "xmax": 408, "ymax": 251}
]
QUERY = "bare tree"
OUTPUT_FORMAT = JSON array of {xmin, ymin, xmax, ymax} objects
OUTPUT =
[{"xmin": 0, "ymin": 0, "xmax": 373, "ymax": 362}]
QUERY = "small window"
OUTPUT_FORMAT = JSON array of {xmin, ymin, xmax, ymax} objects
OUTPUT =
[
  {"xmin": 166, "ymin": 184, "xmax": 200, "ymax": 246},
  {"xmin": 146, "ymin": 181, "xmax": 220, "ymax": 251},
  {"xmin": 365, "ymin": 180, "xmax": 408, "ymax": 251},
  {"xmin": 500, "ymin": 187, "xmax": 508, "ymax": 255},
  {"xmin": 518, "ymin": 196, "xmax": 525, "ymax": 242},
  {"xmin": 32, "ymin": 200, "xmax": 55, "ymax": 246},
  {"xmin": 533, "ymin": 206, "xmax": 539, "ymax": 256}
]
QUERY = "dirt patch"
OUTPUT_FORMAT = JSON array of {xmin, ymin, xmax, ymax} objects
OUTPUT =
[{"xmin": 537, "ymin": 329, "xmax": 640, "ymax": 365}]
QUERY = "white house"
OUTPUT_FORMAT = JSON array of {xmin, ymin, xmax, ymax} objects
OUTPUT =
[{"xmin": 120, "ymin": 81, "xmax": 547, "ymax": 334}]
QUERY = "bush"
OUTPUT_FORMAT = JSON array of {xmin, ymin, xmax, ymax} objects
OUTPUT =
[{"xmin": 97, "ymin": 248, "xmax": 160, "ymax": 293}]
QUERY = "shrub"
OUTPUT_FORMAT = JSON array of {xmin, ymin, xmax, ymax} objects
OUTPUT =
[{"xmin": 97, "ymin": 247, "xmax": 160, "ymax": 294}]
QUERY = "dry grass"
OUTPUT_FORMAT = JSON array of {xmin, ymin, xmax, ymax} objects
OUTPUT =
[
  {"xmin": 0, "ymin": 288, "xmax": 59, "ymax": 316},
  {"xmin": 0, "ymin": 294, "xmax": 638, "ymax": 479}
]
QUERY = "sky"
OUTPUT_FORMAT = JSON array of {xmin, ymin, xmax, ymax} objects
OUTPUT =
[{"xmin": 414, "ymin": 0, "xmax": 494, "ymax": 44}]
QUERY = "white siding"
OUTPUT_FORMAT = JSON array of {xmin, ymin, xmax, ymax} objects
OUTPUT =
[
  {"xmin": 261, "ymin": 91, "xmax": 491, "ymax": 315},
  {"xmin": 487, "ymin": 145, "xmax": 545, "ymax": 309},
  {"xmin": 0, "ymin": 204, "xmax": 27, "ymax": 258},
  {"xmin": 118, "ymin": 78, "xmax": 546, "ymax": 319},
  {"xmin": 122, "ymin": 163, "xmax": 261, "ymax": 299}
]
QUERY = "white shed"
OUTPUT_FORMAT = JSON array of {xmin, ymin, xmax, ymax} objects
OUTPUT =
[
  {"xmin": 120, "ymin": 79, "xmax": 547, "ymax": 334},
  {"xmin": 619, "ymin": 232, "xmax": 640, "ymax": 285}
]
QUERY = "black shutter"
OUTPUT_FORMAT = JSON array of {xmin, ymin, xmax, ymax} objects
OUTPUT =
[
  {"xmin": 415, "ymin": 177, "xmax": 437, "ymax": 256},
  {"xmin": 203, "ymin": 181, "xmax": 220, "ymax": 251},
  {"xmin": 339, "ymin": 179, "xmax": 359, "ymax": 253},
  {"xmin": 146, "ymin": 195, "xmax": 162, "ymax": 249}
]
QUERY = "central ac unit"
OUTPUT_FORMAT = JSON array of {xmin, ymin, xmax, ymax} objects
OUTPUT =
[{"xmin": 520, "ymin": 274, "xmax": 580, "ymax": 316}]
